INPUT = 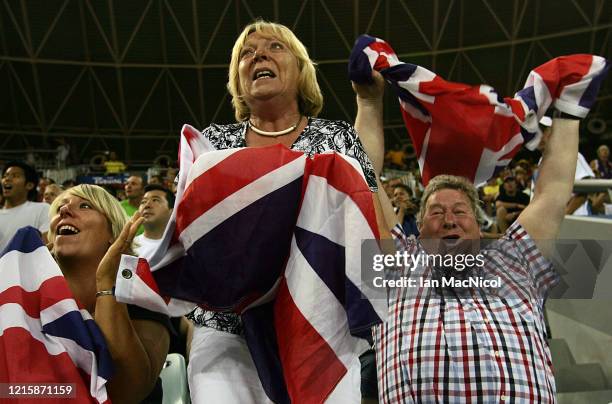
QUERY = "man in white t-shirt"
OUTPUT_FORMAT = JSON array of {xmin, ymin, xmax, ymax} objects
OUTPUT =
[
  {"xmin": 134, "ymin": 184, "xmax": 174, "ymax": 258},
  {"xmin": 0, "ymin": 161, "xmax": 50, "ymax": 250}
]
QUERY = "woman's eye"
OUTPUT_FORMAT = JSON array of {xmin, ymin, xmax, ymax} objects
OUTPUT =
[
  {"xmin": 240, "ymin": 48, "xmax": 254, "ymax": 58},
  {"xmin": 270, "ymin": 42, "xmax": 283, "ymax": 50},
  {"xmin": 80, "ymin": 203, "xmax": 92, "ymax": 209}
]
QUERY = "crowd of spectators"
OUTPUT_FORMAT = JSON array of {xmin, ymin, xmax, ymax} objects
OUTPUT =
[
  {"xmin": 2, "ymin": 135, "xmax": 608, "ymax": 252},
  {"xmin": 4, "ymin": 133, "xmax": 606, "ymax": 242},
  {"xmin": 0, "ymin": 158, "xmax": 179, "ymax": 252}
]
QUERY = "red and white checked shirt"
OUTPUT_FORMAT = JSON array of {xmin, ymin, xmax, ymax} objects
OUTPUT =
[{"xmin": 374, "ymin": 221, "xmax": 559, "ymax": 403}]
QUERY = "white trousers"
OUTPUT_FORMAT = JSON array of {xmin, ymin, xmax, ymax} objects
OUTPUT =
[
  {"xmin": 188, "ymin": 326, "xmax": 362, "ymax": 403},
  {"xmin": 188, "ymin": 326, "xmax": 273, "ymax": 403}
]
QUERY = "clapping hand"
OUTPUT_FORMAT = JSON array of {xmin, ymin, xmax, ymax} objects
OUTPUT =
[{"xmin": 96, "ymin": 211, "xmax": 144, "ymax": 290}]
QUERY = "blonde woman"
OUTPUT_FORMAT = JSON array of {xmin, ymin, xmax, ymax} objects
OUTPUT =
[
  {"xmin": 48, "ymin": 184, "xmax": 170, "ymax": 402},
  {"xmin": 185, "ymin": 19, "xmax": 384, "ymax": 403}
]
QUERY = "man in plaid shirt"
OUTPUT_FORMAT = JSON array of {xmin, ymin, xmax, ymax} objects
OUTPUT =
[
  {"xmin": 373, "ymin": 167, "xmax": 569, "ymax": 402},
  {"xmin": 353, "ymin": 72, "xmax": 580, "ymax": 402}
]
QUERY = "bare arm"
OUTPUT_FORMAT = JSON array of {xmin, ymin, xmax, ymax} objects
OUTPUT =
[
  {"xmin": 94, "ymin": 301, "xmax": 169, "ymax": 403},
  {"xmin": 95, "ymin": 212, "xmax": 170, "ymax": 403},
  {"xmin": 518, "ymin": 118, "xmax": 579, "ymax": 257},
  {"xmin": 353, "ymin": 71, "xmax": 386, "ymax": 176},
  {"xmin": 352, "ymin": 71, "xmax": 400, "ymax": 233}
]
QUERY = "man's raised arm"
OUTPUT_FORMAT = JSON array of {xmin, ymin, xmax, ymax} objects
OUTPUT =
[{"xmin": 518, "ymin": 118, "xmax": 580, "ymax": 257}]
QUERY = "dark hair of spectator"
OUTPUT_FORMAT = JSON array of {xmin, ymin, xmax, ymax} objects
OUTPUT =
[
  {"xmin": 2, "ymin": 160, "xmax": 39, "ymax": 201},
  {"xmin": 143, "ymin": 184, "xmax": 175, "ymax": 208},
  {"xmin": 129, "ymin": 174, "xmax": 146, "ymax": 185},
  {"xmin": 62, "ymin": 179, "xmax": 77, "ymax": 188},
  {"xmin": 150, "ymin": 174, "xmax": 164, "ymax": 183},
  {"xmin": 392, "ymin": 182, "xmax": 413, "ymax": 197}
]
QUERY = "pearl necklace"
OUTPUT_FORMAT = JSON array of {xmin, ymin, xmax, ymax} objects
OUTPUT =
[{"xmin": 248, "ymin": 116, "xmax": 302, "ymax": 137}]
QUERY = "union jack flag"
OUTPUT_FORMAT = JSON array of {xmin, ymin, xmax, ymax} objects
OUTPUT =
[
  {"xmin": 0, "ymin": 227, "xmax": 113, "ymax": 403},
  {"xmin": 349, "ymin": 35, "xmax": 610, "ymax": 185},
  {"xmin": 115, "ymin": 125, "xmax": 386, "ymax": 403}
]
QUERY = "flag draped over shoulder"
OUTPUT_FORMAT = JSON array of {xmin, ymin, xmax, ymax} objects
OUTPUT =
[
  {"xmin": 115, "ymin": 124, "xmax": 386, "ymax": 403},
  {"xmin": 0, "ymin": 227, "xmax": 113, "ymax": 403},
  {"xmin": 349, "ymin": 35, "xmax": 610, "ymax": 185}
]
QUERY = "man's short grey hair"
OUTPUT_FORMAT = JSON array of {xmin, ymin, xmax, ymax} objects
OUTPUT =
[{"xmin": 417, "ymin": 174, "xmax": 486, "ymax": 225}]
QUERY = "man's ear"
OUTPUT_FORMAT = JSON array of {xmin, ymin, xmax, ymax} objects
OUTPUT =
[{"xmin": 25, "ymin": 182, "xmax": 35, "ymax": 191}]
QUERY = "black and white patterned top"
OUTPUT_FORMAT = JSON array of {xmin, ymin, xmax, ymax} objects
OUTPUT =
[
  {"xmin": 188, "ymin": 117, "xmax": 377, "ymax": 334},
  {"xmin": 200, "ymin": 117, "xmax": 377, "ymax": 190}
]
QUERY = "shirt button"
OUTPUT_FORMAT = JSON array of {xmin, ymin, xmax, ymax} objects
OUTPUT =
[
  {"xmin": 501, "ymin": 395, "xmax": 507, "ymax": 401},
  {"xmin": 121, "ymin": 269, "xmax": 133, "ymax": 279},
  {"xmin": 495, "ymin": 351, "xmax": 500, "ymax": 357},
  {"xmin": 483, "ymin": 318, "xmax": 490, "ymax": 324}
]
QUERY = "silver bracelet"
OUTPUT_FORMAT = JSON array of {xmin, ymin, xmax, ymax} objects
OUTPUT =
[{"xmin": 95, "ymin": 288, "xmax": 115, "ymax": 298}]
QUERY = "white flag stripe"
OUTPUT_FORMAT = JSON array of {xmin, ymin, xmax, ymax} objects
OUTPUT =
[
  {"xmin": 296, "ymin": 177, "xmax": 386, "ymax": 319},
  {"xmin": 115, "ymin": 255, "xmax": 196, "ymax": 316},
  {"xmin": 115, "ymin": 272, "xmax": 174, "ymax": 315},
  {"xmin": 417, "ymin": 127, "xmax": 432, "ymax": 172},
  {"xmin": 145, "ymin": 124, "xmax": 215, "ymax": 268},
  {"xmin": 167, "ymin": 297, "xmax": 198, "ymax": 315},
  {"xmin": 285, "ymin": 238, "xmax": 369, "ymax": 371},
  {"xmin": 179, "ymin": 124, "xmax": 216, "ymax": 164},
  {"xmin": 396, "ymin": 66, "xmax": 436, "ymax": 104},
  {"xmin": 474, "ymin": 132, "xmax": 525, "ymax": 186},
  {"xmin": 0, "ymin": 246, "xmax": 62, "ymax": 293},
  {"xmin": 40, "ymin": 298, "xmax": 86, "ymax": 325},
  {"xmin": 115, "ymin": 255, "xmax": 174, "ymax": 315},
  {"xmin": 558, "ymin": 56, "xmax": 607, "ymax": 118},
  {"xmin": 150, "ymin": 243, "xmax": 185, "ymax": 271},
  {"xmin": 52, "ymin": 334, "xmax": 109, "ymax": 402},
  {"xmin": 0, "ymin": 303, "xmax": 70, "ymax": 355},
  {"xmin": 399, "ymin": 99, "xmax": 432, "ymax": 123}
]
